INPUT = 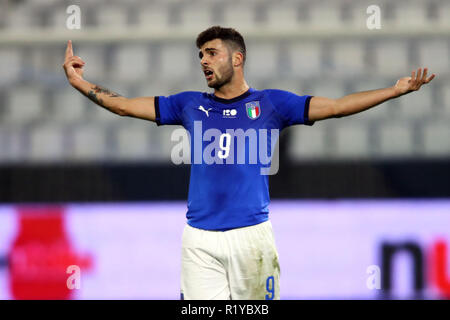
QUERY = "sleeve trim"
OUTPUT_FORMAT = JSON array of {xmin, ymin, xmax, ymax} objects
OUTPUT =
[
  {"xmin": 154, "ymin": 96, "xmax": 162, "ymax": 126},
  {"xmin": 304, "ymin": 95, "xmax": 315, "ymax": 126}
]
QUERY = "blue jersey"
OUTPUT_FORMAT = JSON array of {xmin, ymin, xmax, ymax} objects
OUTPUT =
[{"xmin": 155, "ymin": 88, "xmax": 314, "ymax": 231}]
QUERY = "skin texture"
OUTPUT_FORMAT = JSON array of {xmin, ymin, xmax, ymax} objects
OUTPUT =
[
  {"xmin": 63, "ymin": 39, "xmax": 436, "ymax": 123},
  {"xmin": 198, "ymin": 38, "xmax": 249, "ymax": 100},
  {"xmin": 308, "ymin": 67, "xmax": 436, "ymax": 121},
  {"xmin": 196, "ymin": 39, "xmax": 436, "ymax": 121},
  {"xmin": 63, "ymin": 40, "xmax": 156, "ymax": 120}
]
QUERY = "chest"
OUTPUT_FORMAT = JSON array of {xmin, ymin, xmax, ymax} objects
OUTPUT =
[{"xmin": 183, "ymin": 100, "xmax": 278, "ymax": 132}]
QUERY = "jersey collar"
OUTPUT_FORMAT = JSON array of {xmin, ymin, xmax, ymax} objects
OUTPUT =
[{"xmin": 210, "ymin": 88, "xmax": 255, "ymax": 104}]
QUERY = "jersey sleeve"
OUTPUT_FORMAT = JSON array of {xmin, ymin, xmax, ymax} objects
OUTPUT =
[
  {"xmin": 154, "ymin": 92, "xmax": 187, "ymax": 126},
  {"xmin": 265, "ymin": 89, "xmax": 315, "ymax": 128}
]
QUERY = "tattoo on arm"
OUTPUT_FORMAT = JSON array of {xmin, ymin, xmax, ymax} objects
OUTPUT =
[
  {"xmin": 86, "ymin": 85, "xmax": 121, "ymax": 107},
  {"xmin": 87, "ymin": 90, "xmax": 103, "ymax": 105},
  {"xmin": 92, "ymin": 85, "xmax": 122, "ymax": 98}
]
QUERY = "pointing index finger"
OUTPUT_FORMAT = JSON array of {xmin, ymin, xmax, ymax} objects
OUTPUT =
[{"xmin": 65, "ymin": 40, "xmax": 73, "ymax": 59}]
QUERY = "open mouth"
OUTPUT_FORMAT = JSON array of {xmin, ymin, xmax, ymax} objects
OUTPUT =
[{"xmin": 204, "ymin": 69, "xmax": 214, "ymax": 80}]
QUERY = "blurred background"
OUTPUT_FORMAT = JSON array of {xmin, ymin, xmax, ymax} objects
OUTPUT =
[{"xmin": 0, "ymin": 0, "xmax": 449, "ymax": 299}]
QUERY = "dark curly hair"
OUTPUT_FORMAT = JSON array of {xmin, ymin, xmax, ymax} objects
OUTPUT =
[{"xmin": 196, "ymin": 26, "xmax": 246, "ymax": 64}]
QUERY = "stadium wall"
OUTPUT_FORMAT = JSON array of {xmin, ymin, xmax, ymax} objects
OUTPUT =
[{"xmin": 0, "ymin": 160, "xmax": 449, "ymax": 203}]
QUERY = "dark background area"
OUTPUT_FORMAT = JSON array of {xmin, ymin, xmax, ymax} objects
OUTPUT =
[{"xmin": 1, "ymin": 159, "xmax": 449, "ymax": 203}]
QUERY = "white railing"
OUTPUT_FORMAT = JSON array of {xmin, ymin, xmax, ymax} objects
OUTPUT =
[{"xmin": 1, "ymin": 25, "xmax": 450, "ymax": 45}]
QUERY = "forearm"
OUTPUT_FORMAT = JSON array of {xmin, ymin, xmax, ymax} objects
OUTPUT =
[
  {"xmin": 335, "ymin": 86, "xmax": 399, "ymax": 117},
  {"xmin": 71, "ymin": 78, "xmax": 129, "ymax": 116}
]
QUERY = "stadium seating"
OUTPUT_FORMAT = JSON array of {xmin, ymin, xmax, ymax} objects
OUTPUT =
[
  {"xmin": 378, "ymin": 121, "xmax": 415, "ymax": 158},
  {"xmin": 417, "ymin": 39, "xmax": 449, "ymax": 72},
  {"xmin": 0, "ymin": 124, "xmax": 28, "ymax": 162},
  {"xmin": 0, "ymin": 0, "xmax": 448, "ymax": 164},
  {"xmin": 51, "ymin": 87, "xmax": 88, "ymax": 124},
  {"xmin": 4, "ymin": 87, "xmax": 44, "ymax": 125},
  {"xmin": 70, "ymin": 123, "xmax": 109, "ymax": 161},
  {"xmin": 111, "ymin": 44, "xmax": 152, "ymax": 83},
  {"xmin": 287, "ymin": 41, "xmax": 322, "ymax": 79},
  {"xmin": 334, "ymin": 120, "xmax": 371, "ymax": 159},
  {"xmin": 288, "ymin": 121, "xmax": 329, "ymax": 160},
  {"xmin": 423, "ymin": 120, "xmax": 450, "ymax": 156},
  {"xmin": 114, "ymin": 121, "xmax": 152, "ymax": 161},
  {"xmin": 29, "ymin": 122, "xmax": 66, "ymax": 161},
  {"xmin": 373, "ymin": 40, "xmax": 410, "ymax": 77},
  {"xmin": 398, "ymin": 88, "xmax": 434, "ymax": 120}
]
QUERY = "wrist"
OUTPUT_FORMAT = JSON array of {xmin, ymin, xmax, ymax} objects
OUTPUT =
[
  {"xmin": 69, "ymin": 76, "xmax": 84, "ymax": 89},
  {"xmin": 391, "ymin": 85, "xmax": 403, "ymax": 98}
]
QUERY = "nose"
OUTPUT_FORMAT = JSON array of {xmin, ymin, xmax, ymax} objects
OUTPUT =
[{"xmin": 201, "ymin": 55, "xmax": 209, "ymax": 67}]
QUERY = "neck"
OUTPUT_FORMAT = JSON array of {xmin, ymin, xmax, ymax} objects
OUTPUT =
[{"xmin": 213, "ymin": 78, "xmax": 250, "ymax": 100}]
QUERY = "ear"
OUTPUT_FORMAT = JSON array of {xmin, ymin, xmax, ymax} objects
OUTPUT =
[{"xmin": 232, "ymin": 51, "xmax": 244, "ymax": 68}]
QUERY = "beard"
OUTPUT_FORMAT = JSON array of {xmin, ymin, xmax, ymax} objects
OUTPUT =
[{"xmin": 207, "ymin": 57, "xmax": 234, "ymax": 89}]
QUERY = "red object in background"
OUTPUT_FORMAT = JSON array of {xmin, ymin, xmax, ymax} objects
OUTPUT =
[
  {"xmin": 430, "ymin": 239, "xmax": 450, "ymax": 299},
  {"xmin": 9, "ymin": 206, "xmax": 93, "ymax": 300}
]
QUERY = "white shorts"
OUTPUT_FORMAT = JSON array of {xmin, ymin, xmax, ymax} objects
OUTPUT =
[{"xmin": 180, "ymin": 220, "xmax": 280, "ymax": 300}]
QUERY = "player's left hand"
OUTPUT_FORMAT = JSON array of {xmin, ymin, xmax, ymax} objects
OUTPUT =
[{"xmin": 393, "ymin": 67, "xmax": 435, "ymax": 96}]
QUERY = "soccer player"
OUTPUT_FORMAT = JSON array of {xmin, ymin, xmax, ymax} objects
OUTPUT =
[{"xmin": 63, "ymin": 26, "xmax": 435, "ymax": 300}]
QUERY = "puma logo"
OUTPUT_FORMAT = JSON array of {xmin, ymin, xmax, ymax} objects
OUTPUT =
[{"xmin": 198, "ymin": 105, "xmax": 212, "ymax": 117}]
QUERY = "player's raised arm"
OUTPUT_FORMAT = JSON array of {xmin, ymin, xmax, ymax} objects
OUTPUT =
[
  {"xmin": 308, "ymin": 67, "xmax": 436, "ymax": 122},
  {"xmin": 62, "ymin": 40, "xmax": 156, "ymax": 121}
]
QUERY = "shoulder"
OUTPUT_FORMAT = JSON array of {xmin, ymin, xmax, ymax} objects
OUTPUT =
[
  {"xmin": 260, "ymin": 89, "xmax": 296, "ymax": 99},
  {"xmin": 162, "ymin": 91, "xmax": 204, "ymax": 100},
  {"xmin": 261, "ymin": 89, "xmax": 313, "ymax": 101},
  {"xmin": 259, "ymin": 89, "xmax": 298, "ymax": 103},
  {"xmin": 158, "ymin": 91, "xmax": 206, "ymax": 108},
  {"xmin": 261, "ymin": 89, "xmax": 289, "ymax": 95}
]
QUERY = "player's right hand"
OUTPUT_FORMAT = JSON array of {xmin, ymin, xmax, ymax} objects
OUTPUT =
[{"xmin": 62, "ymin": 40, "xmax": 85, "ymax": 85}]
